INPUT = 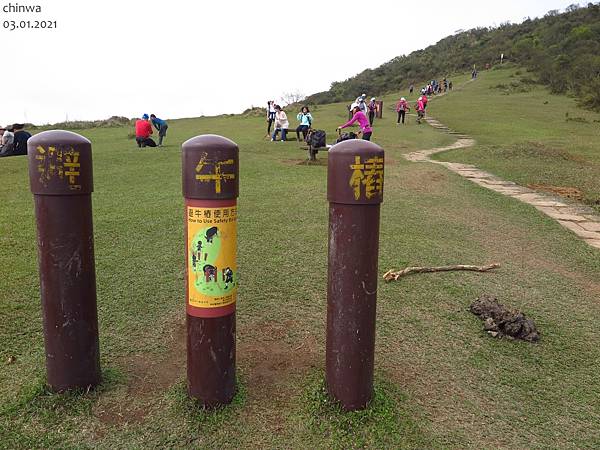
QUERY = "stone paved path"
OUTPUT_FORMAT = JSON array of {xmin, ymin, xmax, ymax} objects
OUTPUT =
[{"xmin": 403, "ymin": 117, "xmax": 600, "ymax": 250}]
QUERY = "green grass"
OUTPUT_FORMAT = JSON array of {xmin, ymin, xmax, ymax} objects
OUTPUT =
[
  {"xmin": 294, "ymin": 373, "xmax": 435, "ymax": 449},
  {"xmin": 1, "ymin": 78, "xmax": 600, "ymax": 448},
  {"xmin": 429, "ymin": 65, "xmax": 600, "ymax": 212}
]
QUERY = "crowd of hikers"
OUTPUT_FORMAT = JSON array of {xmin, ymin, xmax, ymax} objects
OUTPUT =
[
  {"xmin": 0, "ymin": 77, "xmax": 453, "ymax": 160},
  {"xmin": 266, "ymin": 101, "xmax": 315, "ymax": 142},
  {"xmin": 264, "ymin": 76, "xmax": 454, "ymax": 148},
  {"xmin": 266, "ymin": 93, "xmax": 380, "ymax": 145},
  {"xmin": 0, "ymin": 124, "xmax": 32, "ymax": 158},
  {"xmin": 134, "ymin": 113, "xmax": 168, "ymax": 148}
]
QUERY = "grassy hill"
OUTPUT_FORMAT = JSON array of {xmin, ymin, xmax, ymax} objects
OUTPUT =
[
  {"xmin": 307, "ymin": 3, "xmax": 600, "ymax": 111},
  {"xmin": 1, "ymin": 79, "xmax": 600, "ymax": 448},
  {"xmin": 430, "ymin": 65, "xmax": 600, "ymax": 212}
]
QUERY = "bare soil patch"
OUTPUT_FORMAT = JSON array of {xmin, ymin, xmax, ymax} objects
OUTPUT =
[
  {"xmin": 94, "ymin": 320, "xmax": 186, "ymax": 425},
  {"xmin": 239, "ymin": 320, "xmax": 319, "ymax": 400},
  {"xmin": 528, "ymin": 184, "xmax": 584, "ymax": 201},
  {"xmin": 398, "ymin": 167, "xmax": 449, "ymax": 194}
]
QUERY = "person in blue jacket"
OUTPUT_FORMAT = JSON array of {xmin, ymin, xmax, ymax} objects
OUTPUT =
[
  {"xmin": 295, "ymin": 106, "xmax": 313, "ymax": 142},
  {"xmin": 150, "ymin": 114, "xmax": 168, "ymax": 147}
]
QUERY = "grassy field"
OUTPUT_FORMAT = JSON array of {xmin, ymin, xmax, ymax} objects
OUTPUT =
[
  {"xmin": 1, "ymin": 82, "xmax": 600, "ymax": 449},
  {"xmin": 430, "ymin": 65, "xmax": 600, "ymax": 212}
]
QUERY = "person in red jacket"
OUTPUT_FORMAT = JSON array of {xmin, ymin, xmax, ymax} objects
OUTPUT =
[
  {"xmin": 421, "ymin": 94, "xmax": 428, "ymax": 109},
  {"xmin": 135, "ymin": 114, "xmax": 154, "ymax": 148}
]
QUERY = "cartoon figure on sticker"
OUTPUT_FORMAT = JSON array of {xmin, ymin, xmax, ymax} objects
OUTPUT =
[
  {"xmin": 203, "ymin": 264, "xmax": 217, "ymax": 282},
  {"xmin": 223, "ymin": 267, "xmax": 234, "ymax": 289},
  {"xmin": 205, "ymin": 226, "xmax": 218, "ymax": 243},
  {"xmin": 189, "ymin": 223, "xmax": 237, "ymax": 300},
  {"xmin": 192, "ymin": 253, "xmax": 199, "ymax": 283}
]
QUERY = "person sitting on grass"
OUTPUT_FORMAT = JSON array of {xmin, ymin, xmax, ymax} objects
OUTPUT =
[
  {"xmin": 0, "ymin": 125, "xmax": 13, "ymax": 156},
  {"xmin": 295, "ymin": 106, "xmax": 313, "ymax": 142},
  {"xmin": 271, "ymin": 105, "xmax": 289, "ymax": 142},
  {"xmin": 337, "ymin": 103, "xmax": 373, "ymax": 141},
  {"xmin": 12, "ymin": 124, "xmax": 31, "ymax": 156},
  {"xmin": 135, "ymin": 114, "xmax": 155, "ymax": 148},
  {"xmin": 150, "ymin": 114, "xmax": 168, "ymax": 147}
]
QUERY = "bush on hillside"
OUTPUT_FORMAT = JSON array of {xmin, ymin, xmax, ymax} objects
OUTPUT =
[{"xmin": 306, "ymin": 3, "xmax": 600, "ymax": 111}]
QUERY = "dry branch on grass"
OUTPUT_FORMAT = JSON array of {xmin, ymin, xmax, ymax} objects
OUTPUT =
[{"xmin": 383, "ymin": 263, "xmax": 500, "ymax": 282}]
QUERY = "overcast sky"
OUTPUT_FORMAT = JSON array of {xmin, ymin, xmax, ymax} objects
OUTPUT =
[{"xmin": 0, "ymin": 0, "xmax": 578, "ymax": 124}]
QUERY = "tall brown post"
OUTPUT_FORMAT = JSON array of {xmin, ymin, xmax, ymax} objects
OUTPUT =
[
  {"xmin": 182, "ymin": 134, "xmax": 239, "ymax": 407},
  {"xmin": 27, "ymin": 130, "xmax": 101, "ymax": 392},
  {"xmin": 376, "ymin": 100, "xmax": 384, "ymax": 119},
  {"xmin": 326, "ymin": 139, "xmax": 384, "ymax": 411}
]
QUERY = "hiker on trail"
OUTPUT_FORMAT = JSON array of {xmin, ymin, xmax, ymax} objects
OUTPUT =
[
  {"xmin": 271, "ymin": 105, "xmax": 289, "ymax": 142},
  {"xmin": 295, "ymin": 106, "xmax": 313, "ymax": 142},
  {"xmin": 409, "ymin": 84, "xmax": 414, "ymax": 94},
  {"xmin": 355, "ymin": 94, "xmax": 368, "ymax": 115},
  {"xmin": 135, "ymin": 114, "xmax": 155, "ymax": 148},
  {"xmin": 396, "ymin": 97, "xmax": 410, "ymax": 124},
  {"xmin": 150, "ymin": 114, "xmax": 168, "ymax": 147},
  {"xmin": 421, "ymin": 94, "xmax": 428, "ymax": 109},
  {"xmin": 11, "ymin": 124, "xmax": 31, "ymax": 156},
  {"xmin": 266, "ymin": 100, "xmax": 276, "ymax": 137},
  {"xmin": 368, "ymin": 97, "xmax": 377, "ymax": 126},
  {"xmin": 415, "ymin": 97, "xmax": 426, "ymax": 124},
  {"xmin": 337, "ymin": 103, "xmax": 373, "ymax": 141}
]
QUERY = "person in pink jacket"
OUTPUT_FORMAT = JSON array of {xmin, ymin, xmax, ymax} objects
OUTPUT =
[
  {"xmin": 337, "ymin": 103, "xmax": 373, "ymax": 140},
  {"xmin": 396, "ymin": 97, "xmax": 410, "ymax": 124},
  {"xmin": 415, "ymin": 97, "xmax": 426, "ymax": 124}
]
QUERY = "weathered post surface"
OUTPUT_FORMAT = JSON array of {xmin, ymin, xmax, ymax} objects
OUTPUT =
[
  {"xmin": 27, "ymin": 130, "xmax": 101, "ymax": 392},
  {"xmin": 326, "ymin": 139, "xmax": 384, "ymax": 411},
  {"xmin": 376, "ymin": 100, "xmax": 384, "ymax": 119},
  {"xmin": 182, "ymin": 134, "xmax": 239, "ymax": 407}
]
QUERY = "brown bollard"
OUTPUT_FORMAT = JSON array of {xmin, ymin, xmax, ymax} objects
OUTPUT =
[
  {"xmin": 326, "ymin": 139, "xmax": 384, "ymax": 411},
  {"xmin": 182, "ymin": 134, "xmax": 239, "ymax": 407},
  {"xmin": 376, "ymin": 100, "xmax": 384, "ymax": 119},
  {"xmin": 27, "ymin": 130, "xmax": 101, "ymax": 392}
]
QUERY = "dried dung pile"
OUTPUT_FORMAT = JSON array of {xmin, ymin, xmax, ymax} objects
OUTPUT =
[{"xmin": 470, "ymin": 294, "xmax": 540, "ymax": 342}]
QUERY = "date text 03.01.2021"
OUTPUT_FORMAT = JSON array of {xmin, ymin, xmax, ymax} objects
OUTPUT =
[{"xmin": 3, "ymin": 20, "xmax": 57, "ymax": 30}]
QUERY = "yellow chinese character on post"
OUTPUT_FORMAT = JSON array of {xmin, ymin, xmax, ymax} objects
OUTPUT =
[
  {"xmin": 349, "ymin": 156, "xmax": 365, "ymax": 200},
  {"xmin": 195, "ymin": 158, "xmax": 235, "ymax": 194},
  {"xmin": 363, "ymin": 157, "xmax": 384, "ymax": 199},
  {"xmin": 63, "ymin": 149, "xmax": 81, "ymax": 190},
  {"xmin": 348, "ymin": 155, "xmax": 384, "ymax": 200}
]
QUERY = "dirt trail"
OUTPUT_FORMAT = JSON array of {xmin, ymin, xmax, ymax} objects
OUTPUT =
[{"xmin": 403, "ymin": 114, "xmax": 600, "ymax": 250}]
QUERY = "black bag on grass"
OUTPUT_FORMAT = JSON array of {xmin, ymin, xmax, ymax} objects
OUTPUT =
[{"xmin": 336, "ymin": 131, "xmax": 357, "ymax": 143}]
